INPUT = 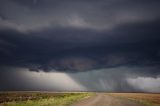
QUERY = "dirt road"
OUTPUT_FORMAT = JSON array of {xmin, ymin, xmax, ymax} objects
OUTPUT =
[{"xmin": 72, "ymin": 93, "xmax": 140, "ymax": 106}]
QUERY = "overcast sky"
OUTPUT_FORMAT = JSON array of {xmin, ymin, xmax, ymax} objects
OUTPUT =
[{"xmin": 0, "ymin": 0, "xmax": 160, "ymax": 92}]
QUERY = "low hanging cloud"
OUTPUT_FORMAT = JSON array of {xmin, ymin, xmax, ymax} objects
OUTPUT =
[
  {"xmin": 68, "ymin": 67, "xmax": 160, "ymax": 92},
  {"xmin": 0, "ymin": 67, "xmax": 87, "ymax": 91},
  {"xmin": 0, "ymin": 66, "xmax": 159, "ymax": 92},
  {"xmin": 127, "ymin": 77, "xmax": 160, "ymax": 93}
]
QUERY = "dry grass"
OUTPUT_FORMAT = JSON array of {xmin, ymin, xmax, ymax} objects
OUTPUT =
[
  {"xmin": 108, "ymin": 93, "xmax": 160, "ymax": 106},
  {"xmin": 0, "ymin": 92, "xmax": 73, "ymax": 103},
  {"xmin": 0, "ymin": 92, "xmax": 92, "ymax": 106}
]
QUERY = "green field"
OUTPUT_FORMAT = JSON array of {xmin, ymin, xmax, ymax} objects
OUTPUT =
[{"xmin": 0, "ymin": 92, "xmax": 92, "ymax": 106}]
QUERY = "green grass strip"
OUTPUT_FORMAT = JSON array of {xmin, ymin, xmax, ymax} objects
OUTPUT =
[{"xmin": 0, "ymin": 93, "xmax": 93, "ymax": 106}]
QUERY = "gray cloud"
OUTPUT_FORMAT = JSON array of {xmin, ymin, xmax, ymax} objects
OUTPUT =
[
  {"xmin": 127, "ymin": 77, "xmax": 160, "ymax": 93},
  {"xmin": 0, "ymin": 0, "xmax": 160, "ymax": 31}
]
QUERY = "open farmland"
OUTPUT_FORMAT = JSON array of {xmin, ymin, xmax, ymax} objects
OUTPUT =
[
  {"xmin": 0, "ymin": 92, "xmax": 92, "ymax": 106},
  {"xmin": 0, "ymin": 92, "xmax": 160, "ymax": 106},
  {"xmin": 108, "ymin": 93, "xmax": 160, "ymax": 106}
]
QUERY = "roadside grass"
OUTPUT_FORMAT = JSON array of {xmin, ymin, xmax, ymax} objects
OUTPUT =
[
  {"xmin": 108, "ymin": 93, "xmax": 160, "ymax": 106},
  {"xmin": 0, "ymin": 92, "xmax": 93, "ymax": 106}
]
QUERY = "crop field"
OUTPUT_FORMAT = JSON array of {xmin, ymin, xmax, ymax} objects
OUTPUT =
[
  {"xmin": 0, "ymin": 92, "xmax": 92, "ymax": 106},
  {"xmin": 108, "ymin": 93, "xmax": 160, "ymax": 106}
]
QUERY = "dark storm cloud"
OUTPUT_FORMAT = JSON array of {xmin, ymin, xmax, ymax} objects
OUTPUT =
[
  {"xmin": 0, "ymin": 20, "xmax": 160, "ymax": 72},
  {"xmin": 0, "ymin": 0, "xmax": 160, "ymax": 92}
]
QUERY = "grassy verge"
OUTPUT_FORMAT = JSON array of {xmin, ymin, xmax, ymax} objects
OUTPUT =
[{"xmin": 0, "ymin": 93, "xmax": 93, "ymax": 106}]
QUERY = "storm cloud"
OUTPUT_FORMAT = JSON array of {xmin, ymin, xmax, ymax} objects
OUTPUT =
[{"xmin": 0, "ymin": 0, "xmax": 160, "ymax": 92}]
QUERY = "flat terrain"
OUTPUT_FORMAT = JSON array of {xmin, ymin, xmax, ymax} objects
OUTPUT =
[
  {"xmin": 72, "ymin": 93, "xmax": 140, "ymax": 106},
  {"xmin": 0, "ymin": 92, "xmax": 160, "ymax": 106},
  {"xmin": 0, "ymin": 92, "xmax": 92, "ymax": 106},
  {"xmin": 108, "ymin": 93, "xmax": 160, "ymax": 106}
]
